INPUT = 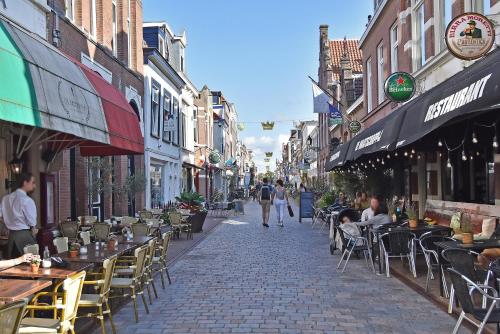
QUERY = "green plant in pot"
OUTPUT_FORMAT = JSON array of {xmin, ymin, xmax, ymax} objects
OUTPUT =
[
  {"xmin": 461, "ymin": 213, "xmax": 473, "ymax": 244},
  {"xmin": 406, "ymin": 205, "xmax": 418, "ymax": 228},
  {"xmin": 69, "ymin": 243, "xmax": 80, "ymax": 257},
  {"xmin": 176, "ymin": 192, "xmax": 208, "ymax": 233}
]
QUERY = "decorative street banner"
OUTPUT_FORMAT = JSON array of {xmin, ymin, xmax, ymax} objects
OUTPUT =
[
  {"xmin": 349, "ymin": 120, "xmax": 362, "ymax": 134},
  {"xmin": 384, "ymin": 72, "xmax": 416, "ymax": 102},
  {"xmin": 265, "ymin": 152, "xmax": 273, "ymax": 157},
  {"xmin": 328, "ymin": 104, "xmax": 343, "ymax": 126},
  {"xmin": 312, "ymin": 81, "xmax": 330, "ymax": 113},
  {"xmin": 261, "ymin": 121, "xmax": 274, "ymax": 130},
  {"xmin": 445, "ymin": 13, "xmax": 494, "ymax": 60}
]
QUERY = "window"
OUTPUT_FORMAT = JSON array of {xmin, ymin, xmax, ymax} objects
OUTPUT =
[
  {"xmin": 127, "ymin": 0, "xmax": 132, "ymax": 66},
  {"xmin": 65, "ymin": 0, "xmax": 74, "ymax": 21},
  {"xmin": 366, "ymin": 57, "xmax": 373, "ymax": 113},
  {"xmin": 159, "ymin": 37, "xmax": 165, "ymax": 57},
  {"xmin": 90, "ymin": 0, "xmax": 96, "ymax": 37},
  {"xmin": 112, "ymin": 1, "xmax": 117, "ymax": 57},
  {"xmin": 193, "ymin": 108, "xmax": 198, "ymax": 143},
  {"xmin": 439, "ymin": 0, "xmax": 454, "ymax": 52},
  {"xmin": 377, "ymin": 43, "xmax": 384, "ymax": 104},
  {"xmin": 162, "ymin": 90, "xmax": 172, "ymax": 142},
  {"xmin": 151, "ymin": 84, "xmax": 160, "ymax": 138},
  {"xmin": 416, "ymin": 2, "xmax": 426, "ymax": 69},
  {"xmin": 212, "ymin": 95, "xmax": 219, "ymax": 104},
  {"xmin": 181, "ymin": 56, "xmax": 184, "ymax": 72},
  {"xmin": 390, "ymin": 23, "xmax": 398, "ymax": 73},
  {"xmin": 173, "ymin": 97, "xmax": 179, "ymax": 145},
  {"xmin": 181, "ymin": 104, "xmax": 187, "ymax": 148}
]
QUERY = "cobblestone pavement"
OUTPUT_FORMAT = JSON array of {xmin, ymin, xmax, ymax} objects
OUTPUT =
[{"xmin": 103, "ymin": 201, "xmax": 466, "ymax": 334}]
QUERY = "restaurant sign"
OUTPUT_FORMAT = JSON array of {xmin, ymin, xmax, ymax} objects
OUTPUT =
[
  {"xmin": 384, "ymin": 72, "xmax": 416, "ymax": 102},
  {"xmin": 445, "ymin": 13, "xmax": 494, "ymax": 60},
  {"xmin": 348, "ymin": 120, "xmax": 361, "ymax": 133}
]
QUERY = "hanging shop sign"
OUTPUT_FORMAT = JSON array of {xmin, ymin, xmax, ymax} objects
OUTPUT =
[
  {"xmin": 348, "ymin": 120, "xmax": 362, "ymax": 134},
  {"xmin": 384, "ymin": 72, "xmax": 416, "ymax": 102},
  {"xmin": 208, "ymin": 151, "xmax": 221, "ymax": 164},
  {"xmin": 328, "ymin": 106, "xmax": 343, "ymax": 126},
  {"xmin": 261, "ymin": 121, "xmax": 275, "ymax": 130},
  {"xmin": 445, "ymin": 13, "xmax": 494, "ymax": 60},
  {"xmin": 264, "ymin": 158, "xmax": 270, "ymax": 163}
]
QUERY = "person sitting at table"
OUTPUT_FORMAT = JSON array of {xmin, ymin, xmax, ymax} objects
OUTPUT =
[
  {"xmin": 361, "ymin": 195, "xmax": 381, "ymax": 222},
  {"xmin": 339, "ymin": 215, "xmax": 363, "ymax": 247},
  {"xmin": 359, "ymin": 192, "xmax": 370, "ymax": 210},
  {"xmin": 334, "ymin": 192, "xmax": 347, "ymax": 207},
  {"xmin": 0, "ymin": 253, "xmax": 32, "ymax": 269},
  {"xmin": 357, "ymin": 202, "xmax": 391, "ymax": 230}
]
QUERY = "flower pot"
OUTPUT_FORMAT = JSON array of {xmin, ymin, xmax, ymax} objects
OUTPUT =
[
  {"xmin": 30, "ymin": 264, "xmax": 40, "ymax": 272},
  {"xmin": 189, "ymin": 211, "xmax": 208, "ymax": 233},
  {"xmin": 409, "ymin": 219, "xmax": 418, "ymax": 228},
  {"xmin": 462, "ymin": 232, "xmax": 473, "ymax": 244},
  {"xmin": 69, "ymin": 250, "xmax": 79, "ymax": 258}
]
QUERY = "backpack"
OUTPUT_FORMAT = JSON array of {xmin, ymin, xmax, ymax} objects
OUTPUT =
[{"xmin": 260, "ymin": 185, "xmax": 271, "ymax": 200}]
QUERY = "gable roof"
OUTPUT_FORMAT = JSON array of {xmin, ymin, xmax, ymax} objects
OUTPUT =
[{"xmin": 329, "ymin": 39, "xmax": 363, "ymax": 82}]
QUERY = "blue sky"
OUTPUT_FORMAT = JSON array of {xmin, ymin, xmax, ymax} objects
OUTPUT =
[{"xmin": 143, "ymin": 0, "xmax": 373, "ymax": 172}]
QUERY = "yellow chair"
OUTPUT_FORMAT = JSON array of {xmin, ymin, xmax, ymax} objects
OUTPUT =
[
  {"xmin": 138, "ymin": 211, "xmax": 153, "ymax": 219},
  {"xmin": 93, "ymin": 223, "xmax": 111, "ymax": 242},
  {"xmin": 168, "ymin": 211, "xmax": 192, "ymax": 240},
  {"xmin": 19, "ymin": 271, "xmax": 86, "ymax": 334},
  {"xmin": 78, "ymin": 256, "xmax": 118, "ymax": 334},
  {"xmin": 131, "ymin": 223, "xmax": 150, "ymax": 237},
  {"xmin": 110, "ymin": 245, "xmax": 149, "ymax": 323},
  {"xmin": 59, "ymin": 221, "xmax": 80, "ymax": 243},
  {"xmin": 153, "ymin": 231, "xmax": 173, "ymax": 288},
  {"xmin": 143, "ymin": 238, "xmax": 159, "ymax": 304},
  {"xmin": 0, "ymin": 300, "xmax": 26, "ymax": 334}
]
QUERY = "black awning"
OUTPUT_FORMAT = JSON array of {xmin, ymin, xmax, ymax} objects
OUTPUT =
[
  {"xmin": 345, "ymin": 108, "xmax": 407, "ymax": 162},
  {"xmin": 396, "ymin": 48, "xmax": 500, "ymax": 149},
  {"xmin": 325, "ymin": 142, "xmax": 351, "ymax": 171}
]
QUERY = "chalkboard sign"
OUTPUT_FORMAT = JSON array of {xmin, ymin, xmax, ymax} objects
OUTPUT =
[{"xmin": 299, "ymin": 192, "xmax": 314, "ymax": 222}]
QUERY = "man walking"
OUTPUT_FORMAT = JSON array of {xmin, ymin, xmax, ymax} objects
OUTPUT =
[
  {"xmin": 1, "ymin": 173, "xmax": 38, "ymax": 258},
  {"xmin": 258, "ymin": 177, "xmax": 272, "ymax": 228}
]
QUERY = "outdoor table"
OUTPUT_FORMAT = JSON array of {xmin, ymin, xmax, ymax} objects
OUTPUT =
[
  {"xmin": 117, "ymin": 235, "xmax": 154, "ymax": 245},
  {"xmin": 0, "ymin": 262, "xmax": 93, "ymax": 280},
  {"xmin": 0, "ymin": 279, "xmax": 51, "ymax": 302},
  {"xmin": 57, "ymin": 242, "xmax": 138, "ymax": 263}
]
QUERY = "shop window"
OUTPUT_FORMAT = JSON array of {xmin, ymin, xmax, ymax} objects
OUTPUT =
[{"xmin": 150, "ymin": 165, "xmax": 163, "ymax": 209}]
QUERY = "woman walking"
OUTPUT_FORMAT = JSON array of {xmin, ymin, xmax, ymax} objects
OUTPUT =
[{"xmin": 272, "ymin": 179, "xmax": 289, "ymax": 227}]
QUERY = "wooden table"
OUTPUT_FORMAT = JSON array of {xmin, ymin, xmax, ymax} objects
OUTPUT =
[
  {"xmin": 117, "ymin": 235, "xmax": 154, "ymax": 245},
  {"xmin": 0, "ymin": 279, "xmax": 51, "ymax": 302},
  {"xmin": 0, "ymin": 262, "xmax": 93, "ymax": 280},
  {"xmin": 57, "ymin": 242, "xmax": 139, "ymax": 263}
]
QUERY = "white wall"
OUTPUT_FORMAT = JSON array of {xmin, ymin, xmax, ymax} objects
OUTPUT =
[{"xmin": 0, "ymin": 0, "xmax": 49, "ymax": 39}]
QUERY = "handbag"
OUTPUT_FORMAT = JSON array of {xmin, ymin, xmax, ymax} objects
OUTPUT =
[{"xmin": 287, "ymin": 204, "xmax": 294, "ymax": 217}]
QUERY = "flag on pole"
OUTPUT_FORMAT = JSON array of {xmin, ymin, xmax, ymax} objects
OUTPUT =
[
  {"xmin": 312, "ymin": 81, "xmax": 330, "ymax": 113},
  {"xmin": 328, "ymin": 103, "xmax": 343, "ymax": 126}
]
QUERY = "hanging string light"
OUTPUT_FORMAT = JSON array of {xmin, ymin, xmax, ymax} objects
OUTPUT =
[
  {"xmin": 386, "ymin": 153, "xmax": 390, "ymax": 159},
  {"xmin": 404, "ymin": 151, "xmax": 408, "ymax": 157},
  {"xmin": 394, "ymin": 152, "xmax": 398, "ymax": 157},
  {"xmin": 493, "ymin": 135, "xmax": 498, "ymax": 148},
  {"xmin": 447, "ymin": 158, "xmax": 452, "ymax": 168},
  {"xmin": 411, "ymin": 148, "xmax": 416, "ymax": 154},
  {"xmin": 472, "ymin": 131, "xmax": 478, "ymax": 144},
  {"xmin": 461, "ymin": 149, "xmax": 467, "ymax": 161},
  {"xmin": 438, "ymin": 140, "xmax": 443, "ymax": 147}
]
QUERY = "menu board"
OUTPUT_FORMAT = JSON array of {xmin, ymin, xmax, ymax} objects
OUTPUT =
[{"xmin": 299, "ymin": 192, "xmax": 314, "ymax": 222}]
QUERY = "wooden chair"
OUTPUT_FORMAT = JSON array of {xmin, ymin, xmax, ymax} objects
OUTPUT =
[
  {"xmin": 111, "ymin": 245, "xmax": 149, "ymax": 323},
  {"xmin": 19, "ymin": 271, "xmax": 86, "ymax": 334},
  {"xmin": 23, "ymin": 244, "xmax": 39, "ymax": 256},
  {"xmin": 0, "ymin": 300, "xmax": 26, "ymax": 334},
  {"xmin": 53, "ymin": 237, "xmax": 69, "ymax": 253},
  {"xmin": 93, "ymin": 223, "xmax": 111, "ymax": 242},
  {"xmin": 131, "ymin": 223, "xmax": 150, "ymax": 237},
  {"xmin": 78, "ymin": 256, "xmax": 118, "ymax": 334},
  {"xmin": 60, "ymin": 221, "xmax": 80, "ymax": 243},
  {"xmin": 80, "ymin": 231, "xmax": 91, "ymax": 246},
  {"xmin": 153, "ymin": 231, "xmax": 173, "ymax": 288}
]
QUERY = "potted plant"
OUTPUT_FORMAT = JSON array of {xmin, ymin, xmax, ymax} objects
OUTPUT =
[
  {"xmin": 461, "ymin": 213, "xmax": 474, "ymax": 244},
  {"xmin": 69, "ymin": 243, "xmax": 80, "ymax": 257},
  {"xmin": 30, "ymin": 256, "xmax": 41, "ymax": 272},
  {"xmin": 176, "ymin": 192, "xmax": 208, "ymax": 233},
  {"xmin": 407, "ymin": 205, "xmax": 418, "ymax": 228}
]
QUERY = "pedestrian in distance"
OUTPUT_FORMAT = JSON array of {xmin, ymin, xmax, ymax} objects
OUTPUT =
[
  {"xmin": 272, "ymin": 179, "xmax": 289, "ymax": 227},
  {"xmin": 258, "ymin": 178, "xmax": 272, "ymax": 228}
]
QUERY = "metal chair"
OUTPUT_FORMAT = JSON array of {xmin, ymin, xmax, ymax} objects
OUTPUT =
[
  {"xmin": 78, "ymin": 255, "xmax": 118, "ymax": 334},
  {"xmin": 336, "ymin": 224, "xmax": 375, "ymax": 273},
  {"xmin": 23, "ymin": 244, "xmax": 39, "ymax": 256},
  {"xmin": 131, "ymin": 223, "xmax": 150, "ymax": 237},
  {"xmin": 80, "ymin": 231, "xmax": 91, "ymax": 245},
  {"xmin": 0, "ymin": 300, "xmax": 26, "ymax": 334},
  {"xmin": 60, "ymin": 221, "xmax": 80, "ymax": 243},
  {"xmin": 153, "ymin": 231, "xmax": 173, "ymax": 288},
  {"xmin": 418, "ymin": 235, "xmax": 454, "ymax": 295},
  {"xmin": 379, "ymin": 228, "xmax": 416, "ymax": 278},
  {"xmin": 111, "ymin": 245, "xmax": 149, "ymax": 323},
  {"xmin": 53, "ymin": 237, "xmax": 69, "ymax": 253},
  {"xmin": 447, "ymin": 267, "xmax": 500, "ymax": 334},
  {"xmin": 93, "ymin": 223, "xmax": 111, "ymax": 242},
  {"xmin": 19, "ymin": 271, "xmax": 86, "ymax": 334}
]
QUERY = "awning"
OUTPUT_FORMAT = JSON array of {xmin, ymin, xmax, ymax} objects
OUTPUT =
[
  {"xmin": 345, "ymin": 109, "xmax": 407, "ymax": 161},
  {"xmin": 325, "ymin": 142, "xmax": 351, "ymax": 171},
  {"xmin": 0, "ymin": 17, "xmax": 143, "ymax": 156},
  {"xmin": 396, "ymin": 48, "xmax": 500, "ymax": 149}
]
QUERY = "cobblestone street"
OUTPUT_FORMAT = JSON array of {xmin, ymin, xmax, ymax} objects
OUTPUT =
[{"xmin": 106, "ymin": 201, "xmax": 465, "ymax": 334}]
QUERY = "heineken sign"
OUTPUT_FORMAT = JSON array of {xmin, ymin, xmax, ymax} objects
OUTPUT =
[
  {"xmin": 445, "ymin": 13, "xmax": 494, "ymax": 60},
  {"xmin": 384, "ymin": 72, "xmax": 416, "ymax": 102},
  {"xmin": 348, "ymin": 120, "xmax": 361, "ymax": 134}
]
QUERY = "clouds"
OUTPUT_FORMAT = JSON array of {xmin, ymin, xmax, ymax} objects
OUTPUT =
[{"xmin": 242, "ymin": 134, "xmax": 289, "ymax": 173}]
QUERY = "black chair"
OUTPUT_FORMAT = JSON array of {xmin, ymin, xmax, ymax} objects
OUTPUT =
[
  {"xmin": 419, "ymin": 235, "xmax": 454, "ymax": 294},
  {"xmin": 338, "ymin": 208, "xmax": 361, "ymax": 223},
  {"xmin": 379, "ymin": 228, "xmax": 416, "ymax": 278},
  {"xmin": 447, "ymin": 268, "xmax": 500, "ymax": 334}
]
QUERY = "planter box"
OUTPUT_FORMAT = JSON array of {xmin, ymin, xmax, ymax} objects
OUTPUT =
[{"xmin": 189, "ymin": 211, "xmax": 207, "ymax": 233}]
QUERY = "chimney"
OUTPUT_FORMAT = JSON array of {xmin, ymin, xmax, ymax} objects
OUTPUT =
[{"xmin": 319, "ymin": 24, "xmax": 329, "ymax": 45}]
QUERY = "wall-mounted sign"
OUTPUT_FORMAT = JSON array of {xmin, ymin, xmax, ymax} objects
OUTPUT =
[
  {"xmin": 348, "ymin": 120, "xmax": 362, "ymax": 134},
  {"xmin": 445, "ymin": 13, "xmax": 494, "ymax": 60},
  {"xmin": 208, "ymin": 151, "xmax": 221, "ymax": 164},
  {"xmin": 384, "ymin": 72, "xmax": 416, "ymax": 102}
]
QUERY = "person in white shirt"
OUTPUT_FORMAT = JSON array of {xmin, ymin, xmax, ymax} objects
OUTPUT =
[
  {"xmin": 1, "ymin": 172, "xmax": 38, "ymax": 258},
  {"xmin": 361, "ymin": 196, "xmax": 380, "ymax": 222}
]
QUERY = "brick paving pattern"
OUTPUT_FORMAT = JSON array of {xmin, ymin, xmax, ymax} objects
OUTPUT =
[{"xmin": 103, "ymin": 201, "xmax": 466, "ymax": 333}]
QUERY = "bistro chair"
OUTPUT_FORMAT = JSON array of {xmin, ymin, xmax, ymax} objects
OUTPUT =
[
  {"xmin": 19, "ymin": 270, "xmax": 86, "ymax": 334},
  {"xmin": 78, "ymin": 255, "xmax": 118, "ymax": 334},
  {"xmin": 138, "ymin": 211, "xmax": 153, "ymax": 219},
  {"xmin": 120, "ymin": 216, "xmax": 138, "ymax": 227},
  {"xmin": 111, "ymin": 245, "xmax": 149, "ymax": 323},
  {"xmin": 153, "ymin": 231, "xmax": 173, "ymax": 288},
  {"xmin": 0, "ymin": 300, "xmax": 26, "ymax": 334},
  {"xmin": 447, "ymin": 267, "xmax": 500, "ymax": 334},
  {"xmin": 379, "ymin": 228, "xmax": 416, "ymax": 278},
  {"xmin": 336, "ymin": 224, "xmax": 375, "ymax": 273},
  {"xmin": 93, "ymin": 223, "xmax": 111, "ymax": 242},
  {"xmin": 418, "ymin": 235, "xmax": 454, "ymax": 295},
  {"xmin": 23, "ymin": 244, "xmax": 39, "ymax": 256},
  {"xmin": 143, "ymin": 238, "xmax": 159, "ymax": 304},
  {"xmin": 60, "ymin": 221, "xmax": 80, "ymax": 243},
  {"xmin": 80, "ymin": 231, "xmax": 91, "ymax": 246},
  {"xmin": 131, "ymin": 223, "xmax": 150, "ymax": 237},
  {"xmin": 53, "ymin": 237, "xmax": 69, "ymax": 253},
  {"xmin": 78, "ymin": 216, "xmax": 98, "ymax": 225},
  {"xmin": 168, "ymin": 211, "xmax": 192, "ymax": 240}
]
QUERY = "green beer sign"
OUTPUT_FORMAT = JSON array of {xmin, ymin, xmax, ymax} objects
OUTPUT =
[
  {"xmin": 384, "ymin": 72, "xmax": 416, "ymax": 102},
  {"xmin": 348, "ymin": 120, "xmax": 361, "ymax": 134}
]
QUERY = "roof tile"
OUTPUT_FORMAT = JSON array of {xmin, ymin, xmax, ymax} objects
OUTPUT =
[{"xmin": 329, "ymin": 39, "xmax": 363, "ymax": 82}]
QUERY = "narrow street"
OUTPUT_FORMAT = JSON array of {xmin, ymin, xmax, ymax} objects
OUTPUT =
[{"xmin": 107, "ymin": 201, "xmax": 463, "ymax": 334}]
